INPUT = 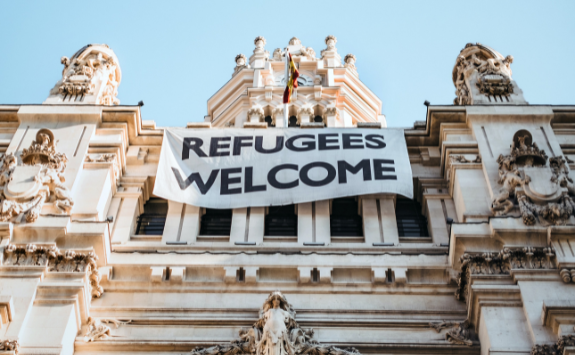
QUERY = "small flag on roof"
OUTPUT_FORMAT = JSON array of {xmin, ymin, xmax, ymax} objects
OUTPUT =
[{"xmin": 283, "ymin": 53, "xmax": 299, "ymax": 104}]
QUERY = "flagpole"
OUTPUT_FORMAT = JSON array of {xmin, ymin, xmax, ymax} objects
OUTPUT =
[{"xmin": 284, "ymin": 49, "xmax": 289, "ymax": 128}]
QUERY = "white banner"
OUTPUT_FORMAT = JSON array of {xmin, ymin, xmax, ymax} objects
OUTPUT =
[{"xmin": 154, "ymin": 128, "xmax": 413, "ymax": 208}]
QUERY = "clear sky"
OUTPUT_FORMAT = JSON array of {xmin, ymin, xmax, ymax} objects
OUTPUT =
[{"xmin": 1, "ymin": 1, "xmax": 574, "ymax": 127}]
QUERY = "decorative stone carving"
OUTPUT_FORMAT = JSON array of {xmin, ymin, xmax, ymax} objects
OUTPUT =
[
  {"xmin": 455, "ymin": 247, "xmax": 556, "ymax": 303},
  {"xmin": 344, "ymin": 54, "xmax": 357, "ymax": 74},
  {"xmin": 321, "ymin": 35, "xmax": 342, "ymax": 67},
  {"xmin": 2, "ymin": 244, "xmax": 103, "ymax": 298},
  {"xmin": 191, "ymin": 291, "xmax": 360, "ymax": 355},
  {"xmin": 234, "ymin": 54, "xmax": 249, "ymax": 76},
  {"xmin": 559, "ymin": 269, "xmax": 575, "ymax": 283},
  {"xmin": 248, "ymin": 106, "xmax": 265, "ymax": 123},
  {"xmin": 0, "ymin": 339, "xmax": 18, "ymax": 354},
  {"xmin": 85, "ymin": 153, "xmax": 116, "ymax": 163},
  {"xmin": 272, "ymin": 108, "xmax": 284, "ymax": 127},
  {"xmin": 46, "ymin": 44, "xmax": 121, "ymax": 105},
  {"xmin": 83, "ymin": 317, "xmax": 131, "ymax": 342},
  {"xmin": 250, "ymin": 37, "xmax": 269, "ymax": 68},
  {"xmin": 272, "ymin": 49, "xmax": 283, "ymax": 61},
  {"xmin": 452, "ymin": 43, "xmax": 525, "ymax": 105},
  {"xmin": 532, "ymin": 335, "xmax": 575, "ymax": 355},
  {"xmin": 0, "ymin": 129, "xmax": 74, "ymax": 223},
  {"xmin": 429, "ymin": 321, "xmax": 474, "ymax": 346},
  {"xmin": 296, "ymin": 107, "xmax": 314, "ymax": 125},
  {"xmin": 450, "ymin": 155, "xmax": 482, "ymax": 164},
  {"xmin": 491, "ymin": 131, "xmax": 575, "ymax": 225}
]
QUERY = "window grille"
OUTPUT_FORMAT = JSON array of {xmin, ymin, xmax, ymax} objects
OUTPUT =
[
  {"xmin": 136, "ymin": 198, "xmax": 168, "ymax": 235},
  {"xmin": 265, "ymin": 205, "xmax": 297, "ymax": 236},
  {"xmin": 330, "ymin": 198, "xmax": 363, "ymax": 237},
  {"xmin": 395, "ymin": 198, "xmax": 429, "ymax": 237},
  {"xmin": 199, "ymin": 208, "xmax": 232, "ymax": 236}
]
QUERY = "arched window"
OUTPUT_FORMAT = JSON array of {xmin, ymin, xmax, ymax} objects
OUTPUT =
[
  {"xmin": 313, "ymin": 116, "xmax": 324, "ymax": 125},
  {"xmin": 264, "ymin": 115, "xmax": 274, "ymax": 127},
  {"xmin": 288, "ymin": 116, "xmax": 299, "ymax": 127}
]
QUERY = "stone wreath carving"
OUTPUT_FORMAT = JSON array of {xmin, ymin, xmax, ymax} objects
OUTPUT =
[
  {"xmin": 429, "ymin": 321, "xmax": 474, "ymax": 346},
  {"xmin": 491, "ymin": 131, "xmax": 575, "ymax": 226},
  {"xmin": 2, "ymin": 244, "xmax": 103, "ymax": 298},
  {"xmin": 191, "ymin": 291, "xmax": 360, "ymax": 355},
  {"xmin": 0, "ymin": 129, "xmax": 74, "ymax": 223},
  {"xmin": 455, "ymin": 247, "xmax": 556, "ymax": 303},
  {"xmin": 532, "ymin": 334, "xmax": 575, "ymax": 355}
]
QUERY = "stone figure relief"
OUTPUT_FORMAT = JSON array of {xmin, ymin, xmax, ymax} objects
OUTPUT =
[
  {"xmin": 191, "ymin": 291, "xmax": 360, "ymax": 355},
  {"xmin": 344, "ymin": 54, "xmax": 357, "ymax": 74},
  {"xmin": 233, "ymin": 54, "xmax": 250, "ymax": 76},
  {"xmin": 2, "ymin": 244, "xmax": 104, "ymax": 298},
  {"xmin": 491, "ymin": 131, "xmax": 575, "ymax": 225},
  {"xmin": 46, "ymin": 44, "xmax": 121, "ymax": 105},
  {"xmin": 455, "ymin": 247, "xmax": 556, "ymax": 303},
  {"xmin": 429, "ymin": 321, "xmax": 474, "ymax": 346},
  {"xmin": 0, "ymin": 129, "xmax": 74, "ymax": 223},
  {"xmin": 452, "ymin": 43, "xmax": 519, "ymax": 105}
]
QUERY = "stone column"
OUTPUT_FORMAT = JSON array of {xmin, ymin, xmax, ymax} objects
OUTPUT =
[{"xmin": 110, "ymin": 188, "xmax": 142, "ymax": 244}]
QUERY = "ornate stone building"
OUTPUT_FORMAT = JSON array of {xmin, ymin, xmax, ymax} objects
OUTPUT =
[{"xmin": 0, "ymin": 39, "xmax": 574, "ymax": 355}]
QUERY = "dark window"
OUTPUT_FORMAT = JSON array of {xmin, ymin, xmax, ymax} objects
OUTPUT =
[
  {"xmin": 265, "ymin": 205, "xmax": 297, "ymax": 236},
  {"xmin": 313, "ymin": 115, "xmax": 324, "ymax": 125},
  {"xmin": 311, "ymin": 268, "xmax": 319, "ymax": 283},
  {"xmin": 396, "ymin": 198, "xmax": 429, "ymax": 237},
  {"xmin": 264, "ymin": 115, "xmax": 274, "ymax": 127},
  {"xmin": 288, "ymin": 116, "xmax": 299, "ymax": 127},
  {"xmin": 330, "ymin": 198, "xmax": 363, "ymax": 237},
  {"xmin": 136, "ymin": 198, "xmax": 168, "ymax": 235},
  {"xmin": 199, "ymin": 208, "xmax": 232, "ymax": 236}
]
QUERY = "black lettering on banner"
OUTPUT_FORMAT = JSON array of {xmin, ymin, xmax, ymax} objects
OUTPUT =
[
  {"xmin": 171, "ymin": 167, "xmax": 219, "ymax": 194},
  {"xmin": 373, "ymin": 159, "xmax": 397, "ymax": 180},
  {"xmin": 255, "ymin": 136, "xmax": 284, "ymax": 154},
  {"xmin": 245, "ymin": 166, "xmax": 266, "ymax": 193},
  {"xmin": 365, "ymin": 134, "xmax": 386, "ymax": 149},
  {"xmin": 233, "ymin": 136, "xmax": 253, "ymax": 156},
  {"xmin": 182, "ymin": 137, "xmax": 207, "ymax": 159},
  {"xmin": 337, "ymin": 160, "xmax": 372, "ymax": 183},
  {"xmin": 318, "ymin": 133, "xmax": 339, "ymax": 150},
  {"xmin": 268, "ymin": 164, "xmax": 299, "ymax": 189},
  {"xmin": 210, "ymin": 137, "xmax": 231, "ymax": 157},
  {"xmin": 342, "ymin": 133, "xmax": 364, "ymax": 149},
  {"xmin": 220, "ymin": 168, "xmax": 242, "ymax": 195},
  {"xmin": 300, "ymin": 162, "xmax": 337, "ymax": 187},
  {"xmin": 285, "ymin": 135, "xmax": 316, "ymax": 152}
]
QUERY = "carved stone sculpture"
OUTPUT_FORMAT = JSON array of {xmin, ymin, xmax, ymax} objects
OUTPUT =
[
  {"xmin": 250, "ymin": 37, "xmax": 269, "ymax": 68},
  {"xmin": 344, "ymin": 54, "xmax": 357, "ymax": 74},
  {"xmin": 296, "ymin": 107, "xmax": 314, "ymax": 125},
  {"xmin": 452, "ymin": 43, "xmax": 526, "ymax": 105},
  {"xmin": 321, "ymin": 35, "xmax": 342, "ymax": 67},
  {"xmin": 234, "ymin": 54, "xmax": 250, "ymax": 76},
  {"xmin": 0, "ymin": 129, "xmax": 74, "ymax": 223},
  {"xmin": 0, "ymin": 339, "xmax": 18, "ymax": 354},
  {"xmin": 83, "ymin": 317, "xmax": 131, "ymax": 342},
  {"xmin": 430, "ymin": 321, "xmax": 474, "ymax": 346},
  {"xmin": 491, "ymin": 131, "xmax": 575, "ymax": 225},
  {"xmin": 45, "ymin": 44, "xmax": 121, "ymax": 105},
  {"xmin": 455, "ymin": 247, "xmax": 556, "ymax": 303},
  {"xmin": 532, "ymin": 334, "xmax": 575, "ymax": 355},
  {"xmin": 191, "ymin": 291, "xmax": 360, "ymax": 355},
  {"xmin": 2, "ymin": 244, "xmax": 103, "ymax": 298}
]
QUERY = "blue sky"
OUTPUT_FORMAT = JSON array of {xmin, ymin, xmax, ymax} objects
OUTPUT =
[{"xmin": 1, "ymin": 1, "xmax": 574, "ymax": 127}]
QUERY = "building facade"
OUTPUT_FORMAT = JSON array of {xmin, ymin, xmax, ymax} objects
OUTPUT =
[{"xmin": 0, "ymin": 38, "xmax": 574, "ymax": 355}]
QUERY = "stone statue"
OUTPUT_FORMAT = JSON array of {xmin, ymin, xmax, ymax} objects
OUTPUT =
[
  {"xmin": 257, "ymin": 294, "xmax": 295, "ymax": 355},
  {"xmin": 191, "ymin": 291, "xmax": 359, "ymax": 355}
]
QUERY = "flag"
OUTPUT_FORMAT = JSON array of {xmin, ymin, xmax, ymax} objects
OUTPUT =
[{"xmin": 283, "ymin": 53, "xmax": 299, "ymax": 104}]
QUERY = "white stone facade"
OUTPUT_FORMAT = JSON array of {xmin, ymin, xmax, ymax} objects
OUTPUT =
[{"xmin": 0, "ymin": 39, "xmax": 574, "ymax": 355}]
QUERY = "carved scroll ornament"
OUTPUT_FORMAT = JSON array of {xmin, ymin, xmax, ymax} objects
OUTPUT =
[
  {"xmin": 191, "ymin": 291, "xmax": 360, "ymax": 355},
  {"xmin": 429, "ymin": 321, "xmax": 474, "ymax": 346},
  {"xmin": 2, "ymin": 244, "xmax": 103, "ymax": 298},
  {"xmin": 532, "ymin": 334, "xmax": 575, "ymax": 355},
  {"xmin": 0, "ymin": 129, "xmax": 74, "ymax": 223}
]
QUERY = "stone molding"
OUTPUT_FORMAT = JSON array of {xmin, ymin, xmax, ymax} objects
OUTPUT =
[{"xmin": 2, "ymin": 244, "xmax": 103, "ymax": 298}]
